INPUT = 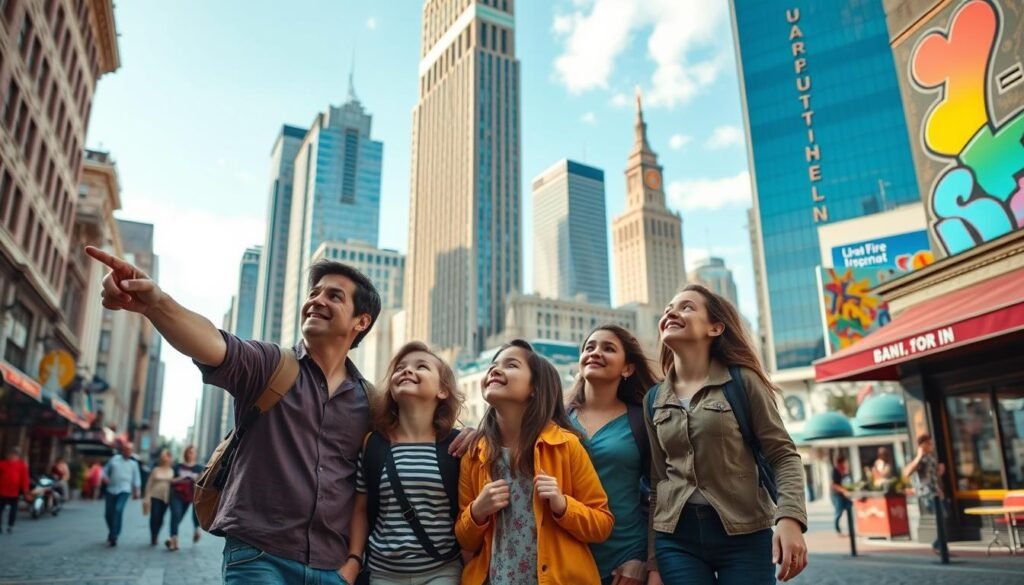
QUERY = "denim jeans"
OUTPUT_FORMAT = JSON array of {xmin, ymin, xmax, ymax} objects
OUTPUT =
[
  {"xmin": 831, "ymin": 493, "xmax": 852, "ymax": 533},
  {"xmin": 169, "ymin": 496, "xmax": 197, "ymax": 537},
  {"xmin": 223, "ymin": 536, "xmax": 348, "ymax": 585},
  {"xmin": 104, "ymin": 492, "xmax": 130, "ymax": 541},
  {"xmin": 149, "ymin": 498, "xmax": 169, "ymax": 542},
  {"xmin": 655, "ymin": 504, "xmax": 775, "ymax": 585},
  {"xmin": 919, "ymin": 495, "xmax": 949, "ymax": 550}
]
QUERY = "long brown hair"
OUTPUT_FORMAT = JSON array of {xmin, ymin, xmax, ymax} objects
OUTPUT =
[
  {"xmin": 568, "ymin": 325, "xmax": 660, "ymax": 410},
  {"xmin": 659, "ymin": 284, "xmax": 775, "ymax": 391},
  {"xmin": 373, "ymin": 341, "xmax": 464, "ymax": 438},
  {"xmin": 478, "ymin": 339, "xmax": 581, "ymax": 478}
]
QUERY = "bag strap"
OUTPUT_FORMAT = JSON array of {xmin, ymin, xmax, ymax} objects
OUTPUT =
[
  {"xmin": 435, "ymin": 430, "xmax": 462, "ymax": 522},
  {"xmin": 721, "ymin": 366, "xmax": 778, "ymax": 502},
  {"xmin": 383, "ymin": 445, "xmax": 449, "ymax": 561},
  {"xmin": 213, "ymin": 347, "xmax": 300, "ymax": 489},
  {"xmin": 625, "ymin": 402, "xmax": 650, "ymax": 483},
  {"xmin": 363, "ymin": 431, "xmax": 388, "ymax": 538},
  {"xmin": 645, "ymin": 383, "xmax": 659, "ymax": 422}
]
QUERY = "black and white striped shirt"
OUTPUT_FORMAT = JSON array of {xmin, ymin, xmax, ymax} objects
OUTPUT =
[{"xmin": 355, "ymin": 443, "xmax": 460, "ymax": 574}]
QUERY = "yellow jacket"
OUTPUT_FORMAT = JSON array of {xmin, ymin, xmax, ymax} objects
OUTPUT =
[{"xmin": 456, "ymin": 423, "xmax": 614, "ymax": 585}]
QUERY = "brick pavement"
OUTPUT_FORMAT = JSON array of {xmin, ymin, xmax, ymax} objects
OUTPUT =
[{"xmin": 1, "ymin": 499, "xmax": 1022, "ymax": 584}]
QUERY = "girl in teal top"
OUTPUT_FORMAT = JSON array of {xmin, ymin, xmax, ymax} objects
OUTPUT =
[{"xmin": 568, "ymin": 325, "xmax": 661, "ymax": 585}]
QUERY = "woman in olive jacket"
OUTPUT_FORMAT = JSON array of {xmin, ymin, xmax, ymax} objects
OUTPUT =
[{"xmin": 646, "ymin": 284, "xmax": 808, "ymax": 584}]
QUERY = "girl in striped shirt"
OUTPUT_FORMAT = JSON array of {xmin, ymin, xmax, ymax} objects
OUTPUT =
[{"xmin": 349, "ymin": 341, "xmax": 466, "ymax": 585}]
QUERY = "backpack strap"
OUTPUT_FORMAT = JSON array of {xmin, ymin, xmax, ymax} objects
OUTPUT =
[
  {"xmin": 363, "ymin": 431, "xmax": 389, "ymax": 536},
  {"xmin": 721, "ymin": 366, "xmax": 778, "ymax": 503},
  {"xmin": 435, "ymin": 430, "xmax": 462, "ymax": 521},
  {"xmin": 383, "ymin": 443, "xmax": 450, "ymax": 561},
  {"xmin": 645, "ymin": 383, "xmax": 659, "ymax": 422},
  {"xmin": 625, "ymin": 402, "xmax": 650, "ymax": 483},
  {"xmin": 212, "ymin": 347, "xmax": 300, "ymax": 489},
  {"xmin": 236, "ymin": 347, "xmax": 300, "ymax": 435}
]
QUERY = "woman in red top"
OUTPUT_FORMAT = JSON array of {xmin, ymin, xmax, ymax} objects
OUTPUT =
[{"xmin": 0, "ymin": 447, "xmax": 30, "ymax": 532}]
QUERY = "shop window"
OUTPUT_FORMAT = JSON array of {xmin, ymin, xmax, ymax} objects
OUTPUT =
[
  {"xmin": 996, "ymin": 387, "xmax": 1024, "ymax": 490},
  {"xmin": 947, "ymin": 393, "xmax": 1003, "ymax": 490},
  {"xmin": 3, "ymin": 301, "xmax": 32, "ymax": 369}
]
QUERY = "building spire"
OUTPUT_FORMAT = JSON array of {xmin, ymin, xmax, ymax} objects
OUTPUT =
[
  {"xmin": 634, "ymin": 86, "xmax": 651, "ymax": 154},
  {"xmin": 347, "ymin": 49, "xmax": 359, "ymax": 103}
]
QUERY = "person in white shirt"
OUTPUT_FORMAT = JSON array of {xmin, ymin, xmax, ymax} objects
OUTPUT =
[{"xmin": 102, "ymin": 441, "xmax": 141, "ymax": 546}]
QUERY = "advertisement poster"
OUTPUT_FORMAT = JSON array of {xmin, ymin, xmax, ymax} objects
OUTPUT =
[{"xmin": 818, "ymin": 267, "xmax": 892, "ymax": 354}]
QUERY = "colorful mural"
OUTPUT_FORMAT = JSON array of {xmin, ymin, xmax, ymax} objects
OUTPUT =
[
  {"xmin": 819, "ymin": 267, "xmax": 892, "ymax": 353},
  {"xmin": 908, "ymin": 0, "xmax": 1024, "ymax": 255}
]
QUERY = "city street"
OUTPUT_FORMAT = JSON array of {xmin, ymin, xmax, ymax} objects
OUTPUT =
[{"xmin": 1, "ymin": 499, "xmax": 1023, "ymax": 584}]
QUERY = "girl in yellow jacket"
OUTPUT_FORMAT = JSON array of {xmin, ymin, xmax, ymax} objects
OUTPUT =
[{"xmin": 456, "ymin": 339, "xmax": 615, "ymax": 585}]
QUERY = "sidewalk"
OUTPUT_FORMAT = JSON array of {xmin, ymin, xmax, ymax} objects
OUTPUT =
[{"xmin": 0, "ymin": 499, "xmax": 223, "ymax": 585}]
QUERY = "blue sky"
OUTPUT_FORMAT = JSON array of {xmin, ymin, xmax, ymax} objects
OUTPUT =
[{"xmin": 85, "ymin": 0, "xmax": 754, "ymax": 440}]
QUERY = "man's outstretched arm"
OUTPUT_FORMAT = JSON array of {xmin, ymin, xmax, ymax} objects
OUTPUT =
[{"xmin": 86, "ymin": 246, "xmax": 226, "ymax": 367}]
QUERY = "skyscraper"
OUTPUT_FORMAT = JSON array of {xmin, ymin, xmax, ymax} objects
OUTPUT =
[
  {"xmin": 405, "ymin": 0, "xmax": 522, "ymax": 355},
  {"xmin": 232, "ymin": 246, "xmax": 261, "ymax": 340},
  {"xmin": 532, "ymin": 159, "xmax": 610, "ymax": 306},
  {"xmin": 280, "ymin": 78, "xmax": 383, "ymax": 346},
  {"xmin": 612, "ymin": 93, "xmax": 685, "ymax": 309},
  {"xmin": 731, "ymin": 0, "xmax": 920, "ymax": 371},
  {"xmin": 688, "ymin": 256, "xmax": 739, "ymax": 308},
  {"xmin": 253, "ymin": 124, "xmax": 306, "ymax": 343}
]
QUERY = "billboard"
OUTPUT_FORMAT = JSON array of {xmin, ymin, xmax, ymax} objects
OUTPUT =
[
  {"xmin": 890, "ymin": 0, "xmax": 1024, "ymax": 257},
  {"xmin": 830, "ymin": 230, "xmax": 934, "ymax": 273}
]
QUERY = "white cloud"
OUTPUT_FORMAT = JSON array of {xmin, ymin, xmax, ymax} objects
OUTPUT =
[
  {"xmin": 552, "ymin": 0, "xmax": 729, "ymax": 108},
  {"xmin": 581, "ymin": 111, "xmax": 597, "ymax": 125},
  {"xmin": 366, "ymin": 17, "xmax": 377, "ymax": 30},
  {"xmin": 667, "ymin": 171, "xmax": 753, "ymax": 211},
  {"xmin": 610, "ymin": 92, "xmax": 629, "ymax": 107},
  {"xmin": 707, "ymin": 125, "xmax": 744, "ymax": 149},
  {"xmin": 116, "ymin": 195, "xmax": 265, "ymax": 439},
  {"xmin": 669, "ymin": 134, "xmax": 691, "ymax": 149}
]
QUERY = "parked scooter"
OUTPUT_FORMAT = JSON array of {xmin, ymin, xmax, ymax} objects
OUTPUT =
[{"xmin": 28, "ymin": 475, "xmax": 62, "ymax": 518}]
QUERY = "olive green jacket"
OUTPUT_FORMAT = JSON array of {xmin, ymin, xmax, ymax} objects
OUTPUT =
[{"xmin": 645, "ymin": 360, "xmax": 807, "ymax": 564}]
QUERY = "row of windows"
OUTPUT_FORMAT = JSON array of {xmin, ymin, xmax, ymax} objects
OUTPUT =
[{"xmin": 0, "ymin": 165, "xmax": 66, "ymax": 288}]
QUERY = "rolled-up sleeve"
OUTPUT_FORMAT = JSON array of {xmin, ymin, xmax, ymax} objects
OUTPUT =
[{"xmin": 193, "ymin": 331, "xmax": 280, "ymax": 410}]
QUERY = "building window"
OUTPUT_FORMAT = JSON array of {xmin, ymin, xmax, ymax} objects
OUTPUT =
[
  {"xmin": 94, "ymin": 363, "xmax": 107, "ymax": 380},
  {"xmin": 98, "ymin": 329, "xmax": 111, "ymax": 353},
  {"xmin": 2, "ymin": 81, "xmax": 19, "ymax": 129},
  {"xmin": 1, "ymin": 0, "xmax": 16, "ymax": 23},
  {"xmin": 947, "ymin": 393, "xmax": 1003, "ymax": 490},
  {"xmin": 3, "ymin": 302, "xmax": 32, "ymax": 370},
  {"xmin": 36, "ymin": 58, "xmax": 49, "ymax": 98},
  {"xmin": 6, "ymin": 186, "xmax": 22, "ymax": 233},
  {"xmin": 16, "ymin": 14, "xmax": 31, "ymax": 55},
  {"xmin": 341, "ymin": 128, "xmax": 358, "ymax": 204}
]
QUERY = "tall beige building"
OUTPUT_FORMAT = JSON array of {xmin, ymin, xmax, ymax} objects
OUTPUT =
[
  {"xmin": 612, "ymin": 93, "xmax": 685, "ymax": 309},
  {"xmin": 405, "ymin": 0, "xmax": 521, "ymax": 356}
]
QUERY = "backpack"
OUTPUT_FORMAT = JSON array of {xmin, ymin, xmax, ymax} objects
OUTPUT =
[
  {"xmin": 356, "ymin": 429, "xmax": 461, "ymax": 585},
  {"xmin": 645, "ymin": 366, "xmax": 779, "ymax": 504},
  {"xmin": 193, "ymin": 347, "xmax": 300, "ymax": 532}
]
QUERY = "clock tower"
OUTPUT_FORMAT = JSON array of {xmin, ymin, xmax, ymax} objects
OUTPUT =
[{"xmin": 612, "ymin": 90, "xmax": 686, "ymax": 308}]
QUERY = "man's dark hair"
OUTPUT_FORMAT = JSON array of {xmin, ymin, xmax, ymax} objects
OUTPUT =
[
  {"xmin": 307, "ymin": 260, "xmax": 382, "ymax": 348},
  {"xmin": 917, "ymin": 433, "xmax": 933, "ymax": 446}
]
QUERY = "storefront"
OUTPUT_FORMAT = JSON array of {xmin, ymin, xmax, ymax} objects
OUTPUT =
[{"xmin": 814, "ymin": 231, "xmax": 1024, "ymax": 542}]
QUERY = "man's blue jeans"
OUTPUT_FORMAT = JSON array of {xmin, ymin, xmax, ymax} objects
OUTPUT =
[
  {"xmin": 104, "ymin": 492, "xmax": 130, "ymax": 541},
  {"xmin": 222, "ymin": 536, "xmax": 348, "ymax": 585},
  {"xmin": 655, "ymin": 504, "xmax": 775, "ymax": 585},
  {"xmin": 831, "ymin": 493, "xmax": 852, "ymax": 533}
]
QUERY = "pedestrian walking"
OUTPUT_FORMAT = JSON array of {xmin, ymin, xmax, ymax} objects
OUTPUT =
[
  {"xmin": 350, "ymin": 341, "xmax": 465, "ymax": 585},
  {"xmin": 102, "ymin": 441, "xmax": 141, "ymax": 546},
  {"xmin": 646, "ymin": 285, "xmax": 808, "ymax": 584},
  {"xmin": 143, "ymin": 449, "xmax": 174, "ymax": 547},
  {"xmin": 0, "ymin": 447, "xmax": 30, "ymax": 533},
  {"xmin": 567, "ymin": 325, "xmax": 661, "ymax": 585},
  {"xmin": 50, "ymin": 456, "xmax": 71, "ymax": 501},
  {"xmin": 168, "ymin": 444, "xmax": 203, "ymax": 550},
  {"xmin": 903, "ymin": 434, "xmax": 947, "ymax": 553},
  {"xmin": 83, "ymin": 460, "xmax": 104, "ymax": 500},
  {"xmin": 456, "ymin": 339, "xmax": 614, "ymax": 585},
  {"xmin": 831, "ymin": 455, "xmax": 853, "ymax": 534}
]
